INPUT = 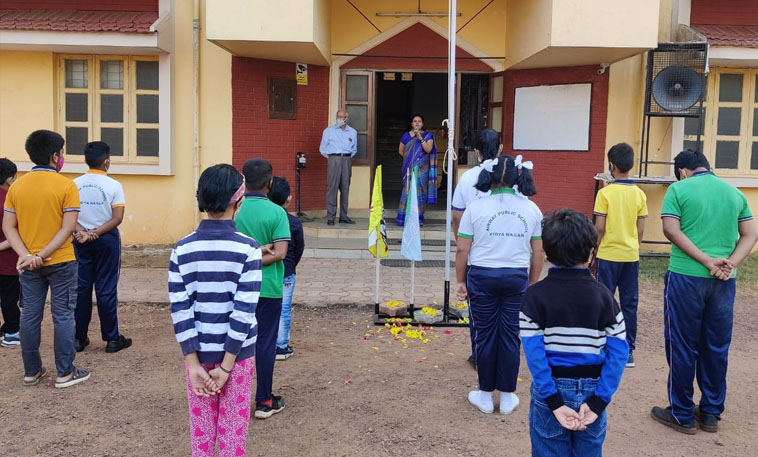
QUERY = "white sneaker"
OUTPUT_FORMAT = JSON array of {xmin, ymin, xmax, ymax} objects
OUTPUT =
[
  {"xmin": 468, "ymin": 390, "xmax": 494, "ymax": 414},
  {"xmin": 500, "ymin": 392, "xmax": 520, "ymax": 415}
]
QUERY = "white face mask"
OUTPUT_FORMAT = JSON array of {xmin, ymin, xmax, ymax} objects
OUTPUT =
[{"xmin": 336, "ymin": 119, "xmax": 347, "ymax": 127}]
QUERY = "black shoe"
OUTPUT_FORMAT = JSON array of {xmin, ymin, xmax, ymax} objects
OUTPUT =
[
  {"xmin": 74, "ymin": 337, "xmax": 90, "ymax": 353},
  {"xmin": 339, "ymin": 216, "xmax": 355, "ymax": 224},
  {"xmin": 105, "ymin": 335, "xmax": 132, "ymax": 353},
  {"xmin": 327, "ymin": 219, "xmax": 335, "ymax": 226},
  {"xmin": 650, "ymin": 406, "xmax": 697, "ymax": 435},
  {"xmin": 254, "ymin": 395, "xmax": 285, "ymax": 419},
  {"xmin": 694, "ymin": 406, "xmax": 719, "ymax": 433},
  {"xmin": 275, "ymin": 346, "xmax": 294, "ymax": 361},
  {"xmin": 467, "ymin": 355, "xmax": 476, "ymax": 370}
]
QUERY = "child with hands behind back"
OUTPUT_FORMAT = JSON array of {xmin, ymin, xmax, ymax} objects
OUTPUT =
[
  {"xmin": 520, "ymin": 209, "xmax": 628, "ymax": 457},
  {"xmin": 169, "ymin": 164, "xmax": 261, "ymax": 456}
]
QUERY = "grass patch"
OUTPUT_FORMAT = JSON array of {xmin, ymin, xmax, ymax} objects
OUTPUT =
[{"xmin": 640, "ymin": 253, "xmax": 758, "ymax": 287}]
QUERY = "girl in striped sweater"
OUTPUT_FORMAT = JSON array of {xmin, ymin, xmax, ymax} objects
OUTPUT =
[{"xmin": 169, "ymin": 164, "xmax": 262, "ymax": 457}]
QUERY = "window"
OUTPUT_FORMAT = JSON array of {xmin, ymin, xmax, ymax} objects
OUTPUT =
[
  {"xmin": 340, "ymin": 70, "xmax": 374, "ymax": 165},
  {"xmin": 685, "ymin": 69, "xmax": 758, "ymax": 177},
  {"xmin": 58, "ymin": 55, "xmax": 160, "ymax": 163},
  {"xmin": 268, "ymin": 78, "xmax": 297, "ymax": 120}
]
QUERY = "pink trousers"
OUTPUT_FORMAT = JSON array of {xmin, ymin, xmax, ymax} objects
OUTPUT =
[{"xmin": 185, "ymin": 358, "xmax": 255, "ymax": 456}]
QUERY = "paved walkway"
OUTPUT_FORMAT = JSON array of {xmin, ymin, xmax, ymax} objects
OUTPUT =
[{"xmin": 120, "ymin": 257, "xmax": 458, "ymax": 307}]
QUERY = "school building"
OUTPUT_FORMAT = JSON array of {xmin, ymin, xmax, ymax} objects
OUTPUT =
[{"xmin": 0, "ymin": 0, "xmax": 756, "ymax": 247}]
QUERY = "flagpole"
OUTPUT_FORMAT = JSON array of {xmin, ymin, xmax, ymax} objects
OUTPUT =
[
  {"xmin": 410, "ymin": 260, "xmax": 415, "ymax": 311},
  {"xmin": 375, "ymin": 237, "xmax": 380, "ymax": 309},
  {"xmin": 443, "ymin": 0, "xmax": 457, "ymax": 322}
]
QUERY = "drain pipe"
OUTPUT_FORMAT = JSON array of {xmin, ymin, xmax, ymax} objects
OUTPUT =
[{"xmin": 192, "ymin": 0, "xmax": 201, "ymax": 226}]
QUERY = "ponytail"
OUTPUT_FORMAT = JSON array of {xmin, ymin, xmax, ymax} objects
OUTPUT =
[
  {"xmin": 515, "ymin": 167, "xmax": 537, "ymax": 196},
  {"xmin": 475, "ymin": 166, "xmax": 494, "ymax": 192},
  {"xmin": 475, "ymin": 154, "xmax": 538, "ymax": 196}
]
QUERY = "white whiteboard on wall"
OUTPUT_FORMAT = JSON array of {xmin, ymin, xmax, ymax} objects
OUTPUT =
[{"xmin": 513, "ymin": 83, "xmax": 592, "ymax": 151}]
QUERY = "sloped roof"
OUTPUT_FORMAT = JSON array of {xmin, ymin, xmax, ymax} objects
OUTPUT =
[
  {"xmin": 0, "ymin": 9, "xmax": 158, "ymax": 33},
  {"xmin": 693, "ymin": 24, "xmax": 758, "ymax": 48}
]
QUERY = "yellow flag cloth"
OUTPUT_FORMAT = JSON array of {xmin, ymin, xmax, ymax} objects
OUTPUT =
[{"xmin": 368, "ymin": 165, "xmax": 389, "ymax": 258}]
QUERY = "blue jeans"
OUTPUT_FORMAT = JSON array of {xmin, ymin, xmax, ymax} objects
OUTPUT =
[
  {"xmin": 276, "ymin": 274, "xmax": 296, "ymax": 349},
  {"xmin": 596, "ymin": 259, "xmax": 639, "ymax": 351},
  {"xmin": 529, "ymin": 378, "xmax": 607, "ymax": 457},
  {"xmin": 19, "ymin": 261, "xmax": 79, "ymax": 378},
  {"xmin": 664, "ymin": 271, "xmax": 735, "ymax": 423}
]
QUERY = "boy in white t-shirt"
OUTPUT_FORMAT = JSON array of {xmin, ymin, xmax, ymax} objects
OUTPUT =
[{"xmin": 72, "ymin": 141, "xmax": 131, "ymax": 354}]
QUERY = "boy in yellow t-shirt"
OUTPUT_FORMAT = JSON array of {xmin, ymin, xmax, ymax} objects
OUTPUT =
[
  {"xmin": 593, "ymin": 143, "xmax": 648, "ymax": 368},
  {"xmin": 2, "ymin": 130, "xmax": 91, "ymax": 388}
]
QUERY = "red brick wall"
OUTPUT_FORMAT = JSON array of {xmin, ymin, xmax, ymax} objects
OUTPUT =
[
  {"xmin": 1, "ymin": 1, "xmax": 158, "ymax": 12},
  {"xmin": 342, "ymin": 23, "xmax": 491, "ymax": 72},
  {"xmin": 691, "ymin": 0, "xmax": 758, "ymax": 26},
  {"xmin": 232, "ymin": 57, "xmax": 329, "ymax": 212},
  {"xmin": 502, "ymin": 66, "xmax": 609, "ymax": 217}
]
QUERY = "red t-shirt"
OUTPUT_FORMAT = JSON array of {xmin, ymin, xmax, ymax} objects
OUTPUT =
[{"xmin": 0, "ymin": 187, "xmax": 19, "ymax": 275}]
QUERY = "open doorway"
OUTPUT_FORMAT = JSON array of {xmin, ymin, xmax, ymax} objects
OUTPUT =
[
  {"xmin": 374, "ymin": 72, "xmax": 490, "ymax": 214},
  {"xmin": 375, "ymin": 72, "xmax": 449, "ymax": 212}
]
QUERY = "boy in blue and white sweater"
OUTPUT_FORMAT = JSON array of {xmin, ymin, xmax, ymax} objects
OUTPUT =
[{"xmin": 520, "ymin": 209, "xmax": 628, "ymax": 457}]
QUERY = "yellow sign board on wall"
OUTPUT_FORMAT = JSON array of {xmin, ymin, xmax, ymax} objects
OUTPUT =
[{"xmin": 296, "ymin": 63, "xmax": 308, "ymax": 85}]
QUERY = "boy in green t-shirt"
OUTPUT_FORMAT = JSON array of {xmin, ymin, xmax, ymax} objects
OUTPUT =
[
  {"xmin": 593, "ymin": 143, "xmax": 648, "ymax": 368},
  {"xmin": 651, "ymin": 150, "xmax": 757, "ymax": 435},
  {"xmin": 235, "ymin": 158, "xmax": 290, "ymax": 419}
]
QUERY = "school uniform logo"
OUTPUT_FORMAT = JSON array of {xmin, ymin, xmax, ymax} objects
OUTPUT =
[{"xmin": 485, "ymin": 210, "xmax": 529, "ymax": 238}]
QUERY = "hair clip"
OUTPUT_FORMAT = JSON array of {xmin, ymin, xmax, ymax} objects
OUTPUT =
[
  {"xmin": 514, "ymin": 155, "xmax": 533, "ymax": 170},
  {"xmin": 481, "ymin": 158, "xmax": 497, "ymax": 173}
]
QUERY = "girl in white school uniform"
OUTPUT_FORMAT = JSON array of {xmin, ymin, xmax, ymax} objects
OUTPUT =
[
  {"xmin": 452, "ymin": 128, "xmax": 501, "ymax": 369},
  {"xmin": 455, "ymin": 154, "xmax": 544, "ymax": 415}
]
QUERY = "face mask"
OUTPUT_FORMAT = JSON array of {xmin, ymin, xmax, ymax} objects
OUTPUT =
[
  {"xmin": 56, "ymin": 154, "xmax": 65, "ymax": 172},
  {"xmin": 105, "ymin": 159, "xmax": 110, "ymax": 173},
  {"xmin": 608, "ymin": 165, "xmax": 614, "ymax": 178},
  {"xmin": 336, "ymin": 119, "xmax": 347, "ymax": 127}
]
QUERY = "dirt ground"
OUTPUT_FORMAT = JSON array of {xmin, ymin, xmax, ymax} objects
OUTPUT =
[{"xmin": 1, "ymin": 282, "xmax": 757, "ymax": 456}]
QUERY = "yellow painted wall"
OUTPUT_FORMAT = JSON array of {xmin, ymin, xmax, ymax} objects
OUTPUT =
[
  {"xmin": 551, "ymin": 0, "xmax": 660, "ymax": 48},
  {"xmin": 206, "ymin": 0, "xmax": 316, "ymax": 43},
  {"xmin": 199, "ymin": 0, "xmax": 233, "ymax": 172},
  {"xmin": 313, "ymin": 0, "xmax": 331, "ymax": 63},
  {"xmin": 348, "ymin": 165, "xmax": 371, "ymax": 210},
  {"xmin": 330, "ymin": 0, "xmax": 507, "ymax": 61},
  {"xmin": 605, "ymin": 55, "xmax": 646, "ymax": 157},
  {"xmin": 0, "ymin": 1, "xmax": 233, "ymax": 245},
  {"xmin": 505, "ymin": 0, "xmax": 551, "ymax": 68},
  {"xmin": 116, "ymin": 0, "xmax": 233, "ymax": 244},
  {"xmin": 0, "ymin": 51, "xmax": 55, "ymax": 161}
]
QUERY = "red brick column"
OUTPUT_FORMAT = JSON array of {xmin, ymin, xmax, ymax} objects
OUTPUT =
[
  {"xmin": 231, "ymin": 57, "xmax": 329, "ymax": 211},
  {"xmin": 502, "ymin": 66, "xmax": 610, "ymax": 216}
]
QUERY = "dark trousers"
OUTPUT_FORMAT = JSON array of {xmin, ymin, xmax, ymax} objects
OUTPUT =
[
  {"xmin": 0, "ymin": 275, "xmax": 21, "ymax": 333},
  {"xmin": 326, "ymin": 155, "xmax": 352, "ymax": 220},
  {"xmin": 0, "ymin": 274, "xmax": 21, "ymax": 334},
  {"xmin": 596, "ymin": 259, "xmax": 639, "ymax": 351},
  {"xmin": 664, "ymin": 271, "xmax": 735, "ymax": 423},
  {"xmin": 19, "ymin": 261, "xmax": 78, "ymax": 378},
  {"xmin": 74, "ymin": 229, "xmax": 121, "ymax": 342},
  {"xmin": 467, "ymin": 265, "xmax": 528, "ymax": 392},
  {"xmin": 255, "ymin": 296, "xmax": 283, "ymax": 403}
]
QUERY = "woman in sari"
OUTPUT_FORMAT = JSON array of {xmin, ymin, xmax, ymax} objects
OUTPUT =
[{"xmin": 397, "ymin": 114, "xmax": 437, "ymax": 226}]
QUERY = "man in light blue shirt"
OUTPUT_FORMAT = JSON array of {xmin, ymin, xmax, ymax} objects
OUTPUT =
[{"xmin": 320, "ymin": 109, "xmax": 357, "ymax": 225}]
